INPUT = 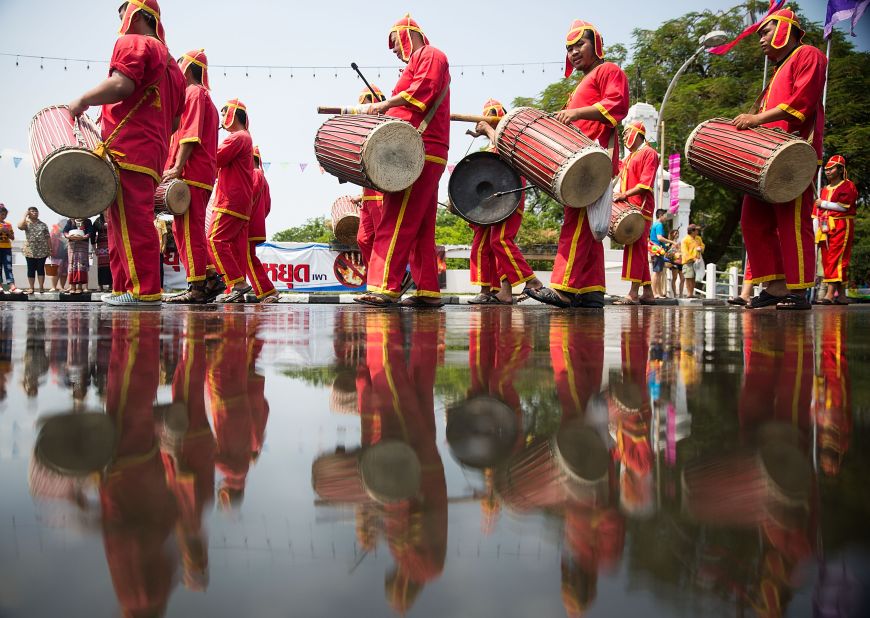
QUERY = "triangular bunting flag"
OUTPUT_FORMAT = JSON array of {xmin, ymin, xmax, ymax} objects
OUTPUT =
[
  {"xmin": 319, "ymin": 166, "xmax": 325, "ymax": 174},
  {"xmin": 279, "ymin": 162, "xmax": 289, "ymax": 170},
  {"xmin": 13, "ymin": 157, "xmax": 22, "ymax": 168},
  {"xmin": 447, "ymin": 164, "xmax": 456, "ymax": 174},
  {"xmin": 299, "ymin": 163, "xmax": 308, "ymax": 173},
  {"xmin": 263, "ymin": 162, "xmax": 271, "ymax": 171}
]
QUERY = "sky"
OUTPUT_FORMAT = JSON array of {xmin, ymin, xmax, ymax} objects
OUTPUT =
[{"xmin": 0, "ymin": 0, "xmax": 863, "ymax": 236}]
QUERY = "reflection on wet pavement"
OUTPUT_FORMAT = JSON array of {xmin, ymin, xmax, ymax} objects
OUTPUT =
[{"xmin": 0, "ymin": 303, "xmax": 868, "ymax": 617}]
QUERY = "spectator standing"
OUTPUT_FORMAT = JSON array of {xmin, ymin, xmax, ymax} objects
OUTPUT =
[
  {"xmin": 18, "ymin": 207, "xmax": 51, "ymax": 293},
  {"xmin": 648, "ymin": 209, "xmax": 672, "ymax": 298},
  {"xmin": 92, "ymin": 213, "xmax": 112, "ymax": 292},
  {"xmin": 63, "ymin": 217, "xmax": 93, "ymax": 294},
  {"xmin": 49, "ymin": 219, "xmax": 69, "ymax": 291},
  {"xmin": 665, "ymin": 228, "xmax": 683, "ymax": 298},
  {"xmin": 0, "ymin": 204, "xmax": 18, "ymax": 293},
  {"xmin": 680, "ymin": 224, "xmax": 705, "ymax": 298}
]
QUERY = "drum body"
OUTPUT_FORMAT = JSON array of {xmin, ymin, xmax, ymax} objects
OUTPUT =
[
  {"xmin": 29, "ymin": 106, "xmax": 117, "ymax": 218},
  {"xmin": 495, "ymin": 107, "xmax": 611, "ymax": 209},
  {"xmin": 330, "ymin": 195, "xmax": 361, "ymax": 244},
  {"xmin": 447, "ymin": 152, "xmax": 522, "ymax": 225},
  {"xmin": 154, "ymin": 179, "xmax": 191, "ymax": 216},
  {"xmin": 608, "ymin": 201, "xmax": 646, "ymax": 245},
  {"xmin": 315, "ymin": 115, "xmax": 425, "ymax": 193},
  {"xmin": 685, "ymin": 118, "xmax": 817, "ymax": 203}
]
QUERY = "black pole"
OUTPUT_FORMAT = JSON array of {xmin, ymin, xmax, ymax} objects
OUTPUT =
[{"xmin": 350, "ymin": 62, "xmax": 385, "ymax": 102}]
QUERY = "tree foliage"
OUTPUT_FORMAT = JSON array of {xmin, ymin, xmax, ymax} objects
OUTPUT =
[{"xmin": 272, "ymin": 216, "xmax": 333, "ymax": 243}]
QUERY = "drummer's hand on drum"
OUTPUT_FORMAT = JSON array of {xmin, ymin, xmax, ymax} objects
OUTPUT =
[
  {"xmin": 162, "ymin": 166, "xmax": 181, "ymax": 182},
  {"xmin": 554, "ymin": 108, "xmax": 581, "ymax": 125},
  {"xmin": 613, "ymin": 192, "xmax": 628, "ymax": 202},
  {"xmin": 367, "ymin": 101, "xmax": 390, "ymax": 115},
  {"xmin": 68, "ymin": 97, "xmax": 88, "ymax": 117},
  {"xmin": 733, "ymin": 114, "xmax": 760, "ymax": 130}
]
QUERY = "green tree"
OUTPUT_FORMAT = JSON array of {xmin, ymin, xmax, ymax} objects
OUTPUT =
[{"xmin": 272, "ymin": 216, "xmax": 333, "ymax": 243}]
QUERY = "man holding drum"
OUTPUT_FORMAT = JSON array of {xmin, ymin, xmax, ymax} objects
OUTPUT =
[
  {"xmin": 733, "ymin": 8, "xmax": 827, "ymax": 310},
  {"xmin": 527, "ymin": 19, "xmax": 629, "ymax": 309},
  {"xmin": 613, "ymin": 121, "xmax": 659, "ymax": 305},
  {"xmin": 163, "ymin": 49, "xmax": 220, "ymax": 305},
  {"xmin": 355, "ymin": 14, "xmax": 450, "ymax": 308},
  {"xmin": 814, "ymin": 155, "xmax": 859, "ymax": 305},
  {"xmin": 354, "ymin": 85, "xmax": 385, "ymax": 276},
  {"xmin": 68, "ymin": 0, "xmax": 184, "ymax": 306}
]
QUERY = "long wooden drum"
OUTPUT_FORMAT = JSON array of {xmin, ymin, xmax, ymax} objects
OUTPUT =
[
  {"xmin": 494, "ymin": 107, "xmax": 611, "ymax": 209},
  {"xmin": 330, "ymin": 195, "xmax": 360, "ymax": 244},
  {"xmin": 29, "ymin": 106, "xmax": 117, "ymax": 218},
  {"xmin": 685, "ymin": 118, "xmax": 817, "ymax": 203},
  {"xmin": 608, "ymin": 201, "xmax": 646, "ymax": 245},
  {"xmin": 315, "ymin": 115, "xmax": 425, "ymax": 193},
  {"xmin": 154, "ymin": 179, "xmax": 191, "ymax": 216}
]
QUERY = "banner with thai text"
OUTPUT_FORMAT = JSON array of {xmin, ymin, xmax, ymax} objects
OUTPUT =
[{"xmin": 668, "ymin": 153, "xmax": 680, "ymax": 213}]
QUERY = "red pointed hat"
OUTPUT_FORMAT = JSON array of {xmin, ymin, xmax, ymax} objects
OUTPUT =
[
  {"xmin": 482, "ymin": 98, "xmax": 506, "ymax": 118},
  {"xmin": 180, "ymin": 49, "xmax": 210, "ymax": 90},
  {"xmin": 118, "ymin": 0, "xmax": 165, "ymax": 44},
  {"xmin": 623, "ymin": 121, "xmax": 646, "ymax": 149},
  {"xmin": 222, "ymin": 99, "xmax": 247, "ymax": 129},
  {"xmin": 389, "ymin": 14, "xmax": 429, "ymax": 62},
  {"xmin": 759, "ymin": 7, "xmax": 804, "ymax": 50},
  {"xmin": 565, "ymin": 19, "xmax": 603, "ymax": 78},
  {"xmin": 824, "ymin": 155, "xmax": 846, "ymax": 169},
  {"xmin": 358, "ymin": 84, "xmax": 385, "ymax": 104}
]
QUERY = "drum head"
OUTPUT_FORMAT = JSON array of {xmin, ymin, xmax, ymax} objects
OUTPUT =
[
  {"xmin": 447, "ymin": 152, "xmax": 522, "ymax": 225},
  {"xmin": 359, "ymin": 440, "xmax": 421, "ymax": 503},
  {"xmin": 361, "ymin": 120, "xmax": 425, "ymax": 193},
  {"xmin": 166, "ymin": 181, "xmax": 191, "ymax": 215},
  {"xmin": 35, "ymin": 413, "xmax": 116, "ymax": 476},
  {"xmin": 333, "ymin": 214, "xmax": 360, "ymax": 245},
  {"xmin": 555, "ymin": 147, "xmax": 612, "ymax": 208},
  {"xmin": 37, "ymin": 149, "xmax": 117, "ymax": 218},
  {"xmin": 446, "ymin": 395, "xmax": 518, "ymax": 469},
  {"xmin": 554, "ymin": 420, "xmax": 609, "ymax": 484},
  {"xmin": 761, "ymin": 139, "xmax": 818, "ymax": 203},
  {"xmin": 611, "ymin": 206, "xmax": 646, "ymax": 245}
]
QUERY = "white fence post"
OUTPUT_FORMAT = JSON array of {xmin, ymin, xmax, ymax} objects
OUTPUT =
[
  {"xmin": 706, "ymin": 263, "xmax": 717, "ymax": 299},
  {"xmin": 728, "ymin": 266, "xmax": 739, "ymax": 299}
]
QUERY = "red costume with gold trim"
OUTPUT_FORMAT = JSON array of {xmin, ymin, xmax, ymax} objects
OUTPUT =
[
  {"xmin": 551, "ymin": 20, "xmax": 629, "ymax": 296},
  {"xmin": 618, "ymin": 126, "xmax": 659, "ymax": 285},
  {"xmin": 814, "ymin": 157, "xmax": 859, "ymax": 284},
  {"xmin": 243, "ymin": 150, "xmax": 277, "ymax": 299},
  {"xmin": 166, "ymin": 49, "xmax": 218, "ymax": 284},
  {"xmin": 741, "ymin": 10, "xmax": 827, "ymax": 290},
  {"xmin": 367, "ymin": 15, "xmax": 450, "ymax": 299},
  {"xmin": 102, "ymin": 0, "xmax": 185, "ymax": 299},
  {"xmin": 207, "ymin": 100, "xmax": 254, "ymax": 287},
  {"xmin": 354, "ymin": 86, "xmax": 385, "ymax": 274}
]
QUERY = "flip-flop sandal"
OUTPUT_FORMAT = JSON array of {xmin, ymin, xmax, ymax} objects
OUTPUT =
[
  {"xmin": 747, "ymin": 290, "xmax": 783, "ymax": 309},
  {"xmin": 776, "ymin": 294, "xmax": 811, "ymax": 311},
  {"xmin": 812, "ymin": 298, "xmax": 832, "ymax": 305},
  {"xmin": 833, "ymin": 298, "xmax": 850, "ymax": 306},
  {"xmin": 515, "ymin": 293, "xmax": 530, "ymax": 303},
  {"xmin": 526, "ymin": 286, "xmax": 571, "ymax": 308},
  {"xmin": 639, "ymin": 298, "xmax": 658, "ymax": 306},
  {"xmin": 612, "ymin": 297, "xmax": 640, "ymax": 306},
  {"xmin": 223, "ymin": 285, "xmax": 253, "ymax": 303},
  {"xmin": 727, "ymin": 297, "xmax": 748, "ymax": 306},
  {"xmin": 467, "ymin": 293, "xmax": 497, "ymax": 305},
  {"xmin": 354, "ymin": 293, "xmax": 396, "ymax": 307},
  {"xmin": 400, "ymin": 296, "xmax": 444, "ymax": 308}
]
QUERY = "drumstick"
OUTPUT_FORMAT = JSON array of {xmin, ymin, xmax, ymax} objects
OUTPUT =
[
  {"xmin": 317, "ymin": 106, "xmax": 346, "ymax": 114},
  {"xmin": 451, "ymin": 114, "xmax": 500, "ymax": 125},
  {"xmin": 351, "ymin": 63, "xmax": 385, "ymax": 102}
]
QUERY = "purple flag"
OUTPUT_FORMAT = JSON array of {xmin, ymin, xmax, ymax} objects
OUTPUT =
[
  {"xmin": 825, "ymin": 0, "xmax": 869, "ymax": 38},
  {"xmin": 668, "ymin": 154, "xmax": 680, "ymax": 213},
  {"xmin": 299, "ymin": 163, "xmax": 308, "ymax": 173}
]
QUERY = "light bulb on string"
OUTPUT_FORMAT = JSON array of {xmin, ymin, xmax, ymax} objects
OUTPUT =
[
  {"xmin": 64, "ymin": 60, "xmax": 67, "ymax": 71},
  {"xmin": 15, "ymin": 56, "xmax": 19, "ymax": 66},
  {"xmin": 246, "ymin": 67, "xmax": 249, "ymax": 77}
]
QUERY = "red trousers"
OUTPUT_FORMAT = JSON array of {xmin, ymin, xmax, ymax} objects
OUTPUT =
[
  {"xmin": 207, "ymin": 211, "xmax": 248, "ymax": 286},
  {"xmin": 550, "ymin": 313, "xmax": 605, "ymax": 421},
  {"xmin": 551, "ymin": 206, "xmax": 605, "ymax": 294},
  {"xmin": 622, "ymin": 219, "xmax": 652, "ymax": 285},
  {"xmin": 242, "ymin": 239, "xmax": 276, "ymax": 299},
  {"xmin": 367, "ymin": 158, "xmax": 444, "ymax": 298},
  {"xmin": 173, "ymin": 185, "xmax": 211, "ymax": 283},
  {"xmin": 491, "ymin": 208, "xmax": 535, "ymax": 286},
  {"xmin": 819, "ymin": 217, "xmax": 855, "ymax": 283},
  {"xmin": 357, "ymin": 195, "xmax": 383, "ymax": 270},
  {"xmin": 741, "ymin": 188, "xmax": 815, "ymax": 289},
  {"xmin": 108, "ymin": 169, "xmax": 161, "ymax": 300},
  {"xmin": 470, "ymin": 224, "xmax": 497, "ymax": 286}
]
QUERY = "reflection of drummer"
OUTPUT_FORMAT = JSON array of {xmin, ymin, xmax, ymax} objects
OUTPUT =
[
  {"xmin": 613, "ymin": 121, "xmax": 659, "ymax": 305},
  {"xmin": 355, "ymin": 14, "xmax": 450, "ymax": 308},
  {"xmin": 732, "ymin": 9, "xmax": 827, "ymax": 310},
  {"xmin": 467, "ymin": 100, "xmax": 545, "ymax": 305},
  {"xmin": 163, "ymin": 49, "xmax": 220, "ymax": 304},
  {"xmin": 68, "ymin": 0, "xmax": 185, "ymax": 306},
  {"xmin": 527, "ymin": 20, "xmax": 629, "ymax": 309},
  {"xmin": 353, "ymin": 85, "xmax": 386, "ymax": 276}
]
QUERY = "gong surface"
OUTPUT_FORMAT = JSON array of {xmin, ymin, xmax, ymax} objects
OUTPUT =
[{"xmin": 448, "ymin": 151, "xmax": 522, "ymax": 225}]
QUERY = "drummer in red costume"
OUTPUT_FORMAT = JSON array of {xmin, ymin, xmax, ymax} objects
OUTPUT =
[
  {"xmin": 163, "ymin": 49, "xmax": 220, "ymax": 304},
  {"xmin": 527, "ymin": 19, "xmax": 629, "ymax": 309},
  {"xmin": 733, "ymin": 9, "xmax": 827, "ymax": 310},
  {"xmin": 207, "ymin": 99, "xmax": 254, "ymax": 303},
  {"xmin": 354, "ymin": 85, "xmax": 385, "ymax": 276},
  {"xmin": 355, "ymin": 14, "xmax": 450, "ymax": 308},
  {"xmin": 813, "ymin": 155, "xmax": 859, "ymax": 305},
  {"xmin": 69, "ymin": 0, "xmax": 184, "ymax": 306},
  {"xmin": 243, "ymin": 146, "xmax": 279, "ymax": 302},
  {"xmin": 613, "ymin": 121, "xmax": 660, "ymax": 305}
]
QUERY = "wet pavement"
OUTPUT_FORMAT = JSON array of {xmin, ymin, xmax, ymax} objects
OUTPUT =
[{"xmin": 0, "ymin": 302, "xmax": 868, "ymax": 617}]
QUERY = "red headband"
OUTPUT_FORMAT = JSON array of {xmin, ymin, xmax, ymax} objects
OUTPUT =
[
  {"xmin": 565, "ymin": 19, "xmax": 603, "ymax": 78},
  {"xmin": 389, "ymin": 14, "xmax": 429, "ymax": 62},
  {"xmin": 180, "ymin": 49, "xmax": 209, "ymax": 90},
  {"xmin": 118, "ymin": 0, "xmax": 165, "ymax": 44}
]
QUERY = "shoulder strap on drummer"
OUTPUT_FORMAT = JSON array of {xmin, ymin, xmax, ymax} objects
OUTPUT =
[{"xmin": 417, "ymin": 77, "xmax": 451, "ymax": 136}]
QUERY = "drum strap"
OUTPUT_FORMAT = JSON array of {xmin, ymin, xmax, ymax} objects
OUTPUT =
[{"xmin": 416, "ymin": 78, "xmax": 451, "ymax": 136}]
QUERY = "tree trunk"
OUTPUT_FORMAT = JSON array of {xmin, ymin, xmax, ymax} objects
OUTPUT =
[{"xmin": 707, "ymin": 194, "xmax": 743, "ymax": 265}]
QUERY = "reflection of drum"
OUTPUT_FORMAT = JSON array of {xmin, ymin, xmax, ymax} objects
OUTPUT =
[
  {"xmin": 315, "ymin": 115, "xmax": 425, "ymax": 193},
  {"xmin": 329, "ymin": 369, "xmax": 358, "ymax": 414},
  {"xmin": 154, "ymin": 402, "xmax": 189, "ymax": 453},
  {"xmin": 495, "ymin": 440, "xmax": 565, "ymax": 510},
  {"xmin": 154, "ymin": 179, "xmax": 191, "ymax": 216},
  {"xmin": 330, "ymin": 195, "xmax": 360, "ymax": 244},
  {"xmin": 34, "ymin": 413, "xmax": 116, "ymax": 476},
  {"xmin": 495, "ymin": 107, "xmax": 611, "ymax": 208},
  {"xmin": 29, "ymin": 105, "xmax": 117, "ymax": 218},
  {"xmin": 554, "ymin": 421, "xmax": 610, "ymax": 486},
  {"xmin": 685, "ymin": 118, "xmax": 817, "ymax": 203},
  {"xmin": 447, "ymin": 152, "xmax": 522, "ymax": 225},
  {"xmin": 608, "ymin": 201, "xmax": 646, "ymax": 245},
  {"xmin": 359, "ymin": 440, "xmax": 421, "ymax": 503},
  {"xmin": 446, "ymin": 396, "xmax": 519, "ymax": 469},
  {"xmin": 311, "ymin": 452, "xmax": 369, "ymax": 503}
]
